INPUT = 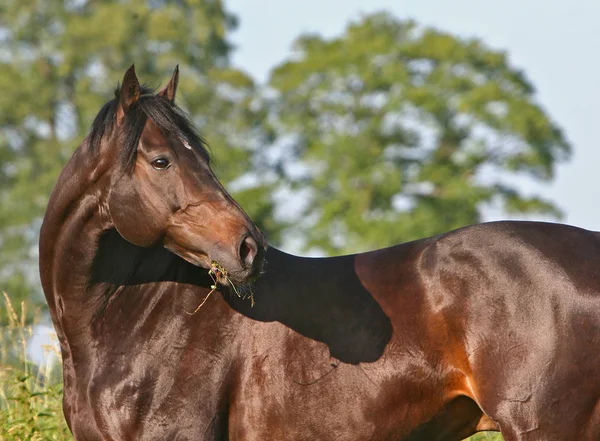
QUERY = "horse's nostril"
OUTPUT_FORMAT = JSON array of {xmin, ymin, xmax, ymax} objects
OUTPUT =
[{"xmin": 239, "ymin": 235, "xmax": 258, "ymax": 268}]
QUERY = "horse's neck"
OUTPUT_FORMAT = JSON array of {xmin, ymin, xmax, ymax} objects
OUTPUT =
[{"xmin": 39, "ymin": 146, "xmax": 111, "ymax": 338}]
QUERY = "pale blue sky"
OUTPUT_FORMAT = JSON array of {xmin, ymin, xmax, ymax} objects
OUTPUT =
[{"xmin": 227, "ymin": 0, "xmax": 600, "ymax": 231}]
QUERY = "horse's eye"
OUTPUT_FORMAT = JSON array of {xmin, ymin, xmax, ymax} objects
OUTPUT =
[{"xmin": 151, "ymin": 158, "xmax": 170, "ymax": 170}]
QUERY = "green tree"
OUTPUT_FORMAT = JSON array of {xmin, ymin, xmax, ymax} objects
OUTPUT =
[
  {"xmin": 269, "ymin": 12, "xmax": 570, "ymax": 255},
  {"xmin": 0, "ymin": 0, "xmax": 278, "ymax": 323}
]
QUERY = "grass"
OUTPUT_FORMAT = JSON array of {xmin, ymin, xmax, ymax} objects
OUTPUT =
[
  {"xmin": 469, "ymin": 433, "xmax": 503, "ymax": 441},
  {"xmin": 0, "ymin": 293, "xmax": 71, "ymax": 440},
  {"xmin": 0, "ymin": 293, "xmax": 503, "ymax": 440}
]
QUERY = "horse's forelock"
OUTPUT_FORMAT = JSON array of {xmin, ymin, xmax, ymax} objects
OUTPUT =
[{"xmin": 87, "ymin": 85, "xmax": 210, "ymax": 172}]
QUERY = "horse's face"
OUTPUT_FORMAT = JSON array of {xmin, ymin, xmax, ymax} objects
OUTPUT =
[{"xmin": 106, "ymin": 66, "xmax": 266, "ymax": 283}]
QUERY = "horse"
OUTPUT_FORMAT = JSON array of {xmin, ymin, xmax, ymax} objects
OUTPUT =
[{"xmin": 40, "ymin": 65, "xmax": 600, "ymax": 441}]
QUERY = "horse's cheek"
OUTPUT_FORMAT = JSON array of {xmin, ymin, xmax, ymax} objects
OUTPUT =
[{"xmin": 108, "ymin": 181, "xmax": 166, "ymax": 247}]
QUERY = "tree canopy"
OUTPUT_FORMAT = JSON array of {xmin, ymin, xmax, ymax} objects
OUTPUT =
[{"xmin": 268, "ymin": 12, "xmax": 570, "ymax": 255}]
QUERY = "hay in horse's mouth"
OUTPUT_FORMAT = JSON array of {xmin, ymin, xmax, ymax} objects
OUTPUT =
[{"xmin": 186, "ymin": 261, "xmax": 255, "ymax": 315}]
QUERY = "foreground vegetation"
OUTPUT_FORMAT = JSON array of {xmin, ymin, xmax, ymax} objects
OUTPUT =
[
  {"xmin": 0, "ymin": 293, "xmax": 70, "ymax": 440},
  {"xmin": 0, "ymin": 294, "xmax": 503, "ymax": 440}
]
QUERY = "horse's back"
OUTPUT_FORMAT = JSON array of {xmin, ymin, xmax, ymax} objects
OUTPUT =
[
  {"xmin": 424, "ymin": 220, "xmax": 600, "ymax": 298},
  {"xmin": 359, "ymin": 220, "xmax": 600, "ymax": 300}
]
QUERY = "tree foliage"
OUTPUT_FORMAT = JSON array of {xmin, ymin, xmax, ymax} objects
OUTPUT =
[{"xmin": 268, "ymin": 12, "xmax": 571, "ymax": 255}]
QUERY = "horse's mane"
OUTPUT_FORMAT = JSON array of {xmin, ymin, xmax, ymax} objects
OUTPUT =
[{"xmin": 87, "ymin": 85, "xmax": 210, "ymax": 171}]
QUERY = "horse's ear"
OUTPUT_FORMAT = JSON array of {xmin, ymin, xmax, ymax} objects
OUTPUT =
[
  {"xmin": 117, "ymin": 64, "xmax": 140, "ymax": 120},
  {"xmin": 158, "ymin": 65, "xmax": 179, "ymax": 104}
]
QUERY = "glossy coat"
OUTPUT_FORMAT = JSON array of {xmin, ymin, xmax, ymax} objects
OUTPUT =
[{"xmin": 40, "ymin": 67, "xmax": 600, "ymax": 441}]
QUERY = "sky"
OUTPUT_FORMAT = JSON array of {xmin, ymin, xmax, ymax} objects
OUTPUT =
[{"xmin": 226, "ymin": 0, "xmax": 600, "ymax": 232}]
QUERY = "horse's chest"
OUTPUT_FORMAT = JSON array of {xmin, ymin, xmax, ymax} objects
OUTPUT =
[
  {"xmin": 67, "ymin": 347, "xmax": 230, "ymax": 441},
  {"xmin": 69, "ymin": 380, "xmax": 227, "ymax": 441}
]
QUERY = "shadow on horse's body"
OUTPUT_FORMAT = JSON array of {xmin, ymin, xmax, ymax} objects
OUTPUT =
[{"xmin": 40, "ymin": 66, "xmax": 600, "ymax": 441}]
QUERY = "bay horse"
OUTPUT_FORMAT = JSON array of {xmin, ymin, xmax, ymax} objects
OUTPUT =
[{"xmin": 40, "ymin": 65, "xmax": 600, "ymax": 441}]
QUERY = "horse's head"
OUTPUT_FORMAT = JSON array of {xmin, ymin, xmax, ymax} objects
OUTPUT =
[{"xmin": 91, "ymin": 65, "xmax": 266, "ymax": 283}]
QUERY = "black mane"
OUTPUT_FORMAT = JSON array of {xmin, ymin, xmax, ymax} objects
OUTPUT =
[{"xmin": 88, "ymin": 85, "xmax": 209, "ymax": 171}]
